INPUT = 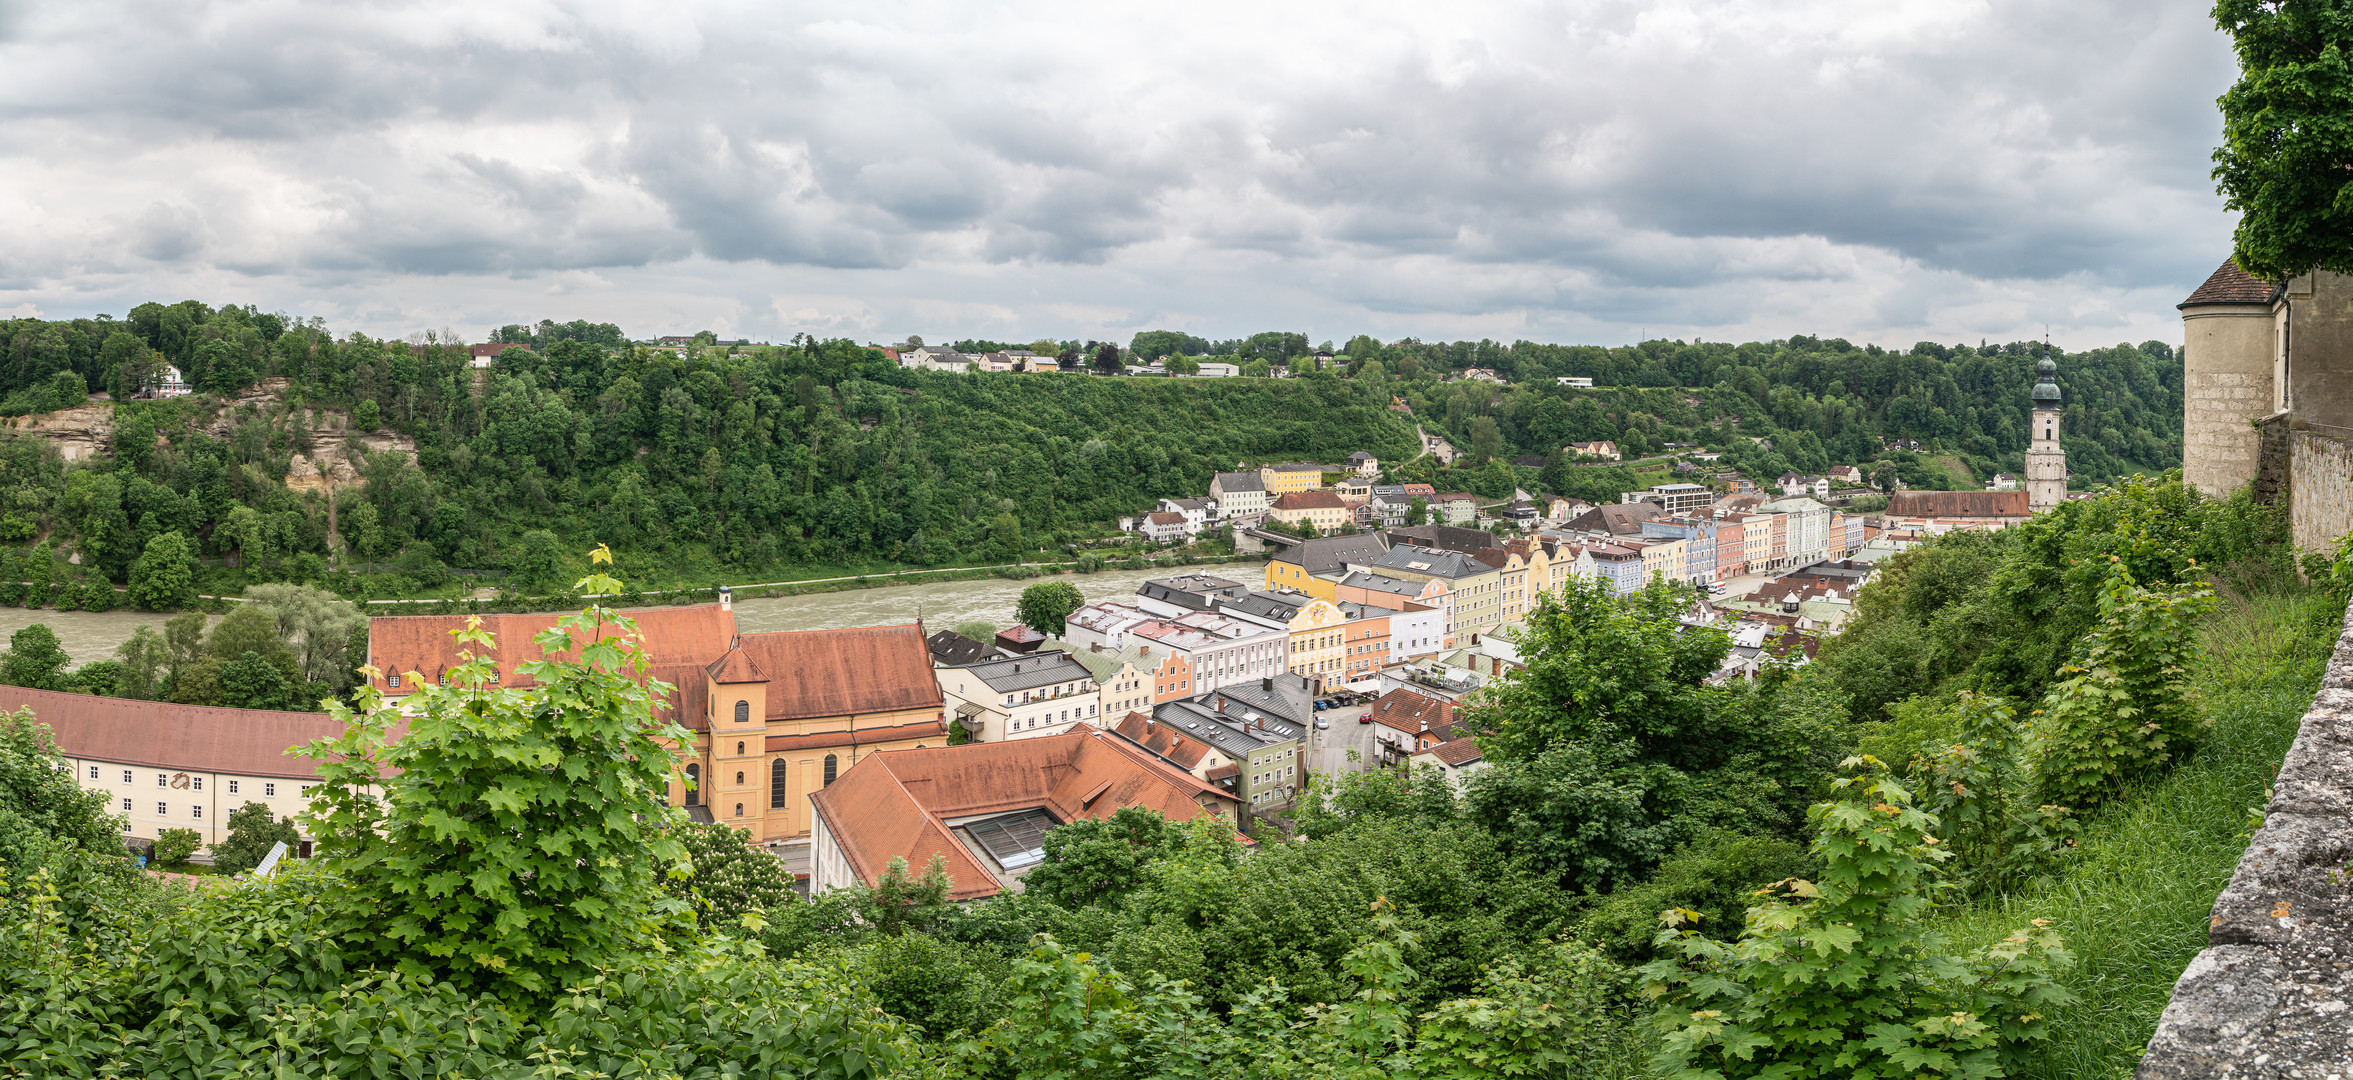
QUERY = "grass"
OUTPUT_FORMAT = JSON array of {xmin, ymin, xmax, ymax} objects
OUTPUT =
[{"xmin": 1930, "ymin": 586, "xmax": 2339, "ymax": 1079}]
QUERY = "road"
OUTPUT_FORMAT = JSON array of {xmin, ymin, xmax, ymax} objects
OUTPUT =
[{"xmin": 1305, "ymin": 699, "xmax": 1380, "ymax": 781}]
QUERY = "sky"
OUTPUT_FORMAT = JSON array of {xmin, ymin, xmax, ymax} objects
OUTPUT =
[{"xmin": 0, "ymin": 0, "xmax": 2243, "ymax": 351}]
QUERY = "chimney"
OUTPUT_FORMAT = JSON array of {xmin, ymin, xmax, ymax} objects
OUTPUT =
[
  {"xmin": 1216, "ymin": 697, "xmax": 1225, "ymax": 713},
  {"xmin": 1262, "ymin": 677, "xmax": 1273, "ymax": 692},
  {"xmin": 1091, "ymin": 642, "xmax": 1101, "ymax": 652},
  {"xmin": 718, "ymin": 585, "xmax": 732, "ymax": 612}
]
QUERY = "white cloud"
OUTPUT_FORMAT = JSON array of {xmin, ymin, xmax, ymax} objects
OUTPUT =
[{"xmin": 0, "ymin": 0, "xmax": 2240, "ymax": 348}]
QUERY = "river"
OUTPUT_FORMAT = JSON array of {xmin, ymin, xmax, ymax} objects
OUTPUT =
[
  {"xmin": 0, "ymin": 562, "xmax": 1270, "ymax": 668},
  {"xmin": 729, "ymin": 562, "xmax": 1268, "ymax": 635}
]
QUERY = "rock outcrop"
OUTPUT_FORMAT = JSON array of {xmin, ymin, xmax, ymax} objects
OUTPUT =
[{"xmin": 0, "ymin": 382, "xmax": 414, "ymax": 489}]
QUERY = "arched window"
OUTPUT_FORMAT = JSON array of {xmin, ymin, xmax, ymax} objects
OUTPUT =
[
  {"xmin": 683, "ymin": 764, "xmax": 701, "ymax": 807},
  {"xmin": 823, "ymin": 754, "xmax": 839, "ymax": 786},
  {"xmin": 735, "ymin": 699, "xmax": 750, "ymax": 723},
  {"xmin": 771, "ymin": 758, "xmax": 788, "ymax": 808},
  {"xmin": 733, "ymin": 803, "xmax": 743, "ymax": 818},
  {"xmin": 735, "ymin": 771, "xmax": 744, "ymax": 785},
  {"xmin": 736, "ymin": 741, "xmax": 745, "ymax": 755}
]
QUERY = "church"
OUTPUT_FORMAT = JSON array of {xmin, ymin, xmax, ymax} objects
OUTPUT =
[{"xmin": 367, "ymin": 595, "xmax": 947, "ymax": 851}]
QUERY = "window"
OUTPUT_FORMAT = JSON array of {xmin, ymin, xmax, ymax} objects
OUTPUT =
[
  {"xmin": 733, "ymin": 803, "xmax": 743, "ymax": 818},
  {"xmin": 736, "ymin": 741, "xmax": 745, "ymax": 756},
  {"xmin": 192, "ymin": 805, "xmax": 203, "ymax": 820},
  {"xmin": 156, "ymin": 773, "xmax": 167, "ymax": 788},
  {"xmin": 735, "ymin": 699, "xmax": 749, "ymax": 723},
  {"xmin": 734, "ymin": 770, "xmax": 745, "ymax": 785},
  {"xmin": 388, "ymin": 673, "xmax": 400, "ymax": 688},
  {"xmin": 191, "ymin": 777, "xmax": 202, "ymax": 791},
  {"xmin": 823, "ymin": 754, "xmax": 839, "ymax": 786},
  {"xmin": 300, "ymin": 786, "xmax": 312, "ymax": 796},
  {"xmin": 264, "ymin": 783, "xmax": 276, "ymax": 797},
  {"xmin": 489, "ymin": 669, "xmax": 500, "ymax": 684},
  {"xmin": 121, "ymin": 770, "xmax": 131, "ymax": 784},
  {"xmin": 771, "ymin": 758, "xmax": 788, "ymax": 809},
  {"xmin": 228, "ymin": 780, "xmax": 238, "ymax": 794},
  {"xmin": 684, "ymin": 764, "xmax": 701, "ymax": 806},
  {"xmin": 121, "ymin": 797, "xmax": 131, "ymax": 812},
  {"xmin": 156, "ymin": 802, "xmax": 167, "ymax": 816}
]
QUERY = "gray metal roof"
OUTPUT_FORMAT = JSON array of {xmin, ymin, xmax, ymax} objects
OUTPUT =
[
  {"xmin": 1154, "ymin": 694, "xmax": 1305, "ymax": 758},
  {"xmin": 1270, "ymin": 533, "xmax": 1391, "ymax": 574},
  {"xmin": 1212, "ymin": 471, "xmax": 1266, "ymax": 492},
  {"xmin": 1338, "ymin": 571, "xmax": 1427, "ymax": 598},
  {"xmin": 1206, "ymin": 673, "xmax": 1316, "ymax": 728},
  {"xmin": 958, "ymin": 651, "xmax": 1098, "ymax": 693},
  {"xmin": 1371, "ymin": 546, "xmax": 1484, "ymax": 579},
  {"xmin": 1222, "ymin": 590, "xmax": 1313, "ymax": 622}
]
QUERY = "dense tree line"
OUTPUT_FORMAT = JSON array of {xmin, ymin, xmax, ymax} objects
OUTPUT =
[{"xmin": 0, "ymin": 303, "xmax": 1420, "ymax": 595}]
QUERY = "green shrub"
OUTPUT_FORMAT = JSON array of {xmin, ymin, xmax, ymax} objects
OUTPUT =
[
  {"xmin": 152, "ymin": 828, "xmax": 201, "ymax": 866},
  {"xmin": 1643, "ymin": 758, "xmax": 2073, "ymax": 1080},
  {"xmin": 1576, "ymin": 830, "xmax": 1814, "ymax": 964},
  {"xmin": 2029, "ymin": 557, "xmax": 2215, "ymax": 811},
  {"xmin": 298, "ymin": 552, "xmax": 696, "ymax": 996},
  {"xmin": 210, "ymin": 801, "xmax": 299, "ymax": 876},
  {"xmin": 663, "ymin": 820, "xmax": 798, "ymax": 929}
]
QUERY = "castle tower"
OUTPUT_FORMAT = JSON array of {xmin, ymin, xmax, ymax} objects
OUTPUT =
[
  {"xmin": 2025, "ymin": 354, "xmax": 2067, "ymax": 514},
  {"xmin": 2177, "ymin": 258, "xmax": 2283, "ymax": 497}
]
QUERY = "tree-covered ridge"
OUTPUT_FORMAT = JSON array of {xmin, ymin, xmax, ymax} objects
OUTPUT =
[
  {"xmin": 4, "ymin": 298, "xmax": 2180, "ymax": 595},
  {"xmin": 1359, "ymin": 335, "xmax": 2182, "ymax": 487}
]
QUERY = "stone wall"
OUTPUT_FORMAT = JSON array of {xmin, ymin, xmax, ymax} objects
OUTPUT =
[
  {"xmin": 2137, "ymin": 597, "xmax": 2353, "ymax": 1077},
  {"xmin": 2290, "ymin": 429, "xmax": 2353, "ymax": 557},
  {"xmin": 2181, "ymin": 303, "xmax": 2279, "ymax": 498}
]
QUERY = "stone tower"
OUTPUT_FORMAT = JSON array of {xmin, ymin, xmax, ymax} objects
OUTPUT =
[
  {"xmin": 2025, "ymin": 354, "xmax": 2067, "ymax": 513},
  {"xmin": 2177, "ymin": 258, "xmax": 2283, "ymax": 497}
]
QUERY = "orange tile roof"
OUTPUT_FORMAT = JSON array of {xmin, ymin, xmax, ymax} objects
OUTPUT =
[
  {"xmin": 808, "ymin": 726, "xmax": 1242, "ymax": 901},
  {"xmin": 368, "ymin": 604, "xmax": 739, "ymax": 693},
  {"xmin": 705, "ymin": 644, "xmax": 764, "ymax": 684},
  {"xmin": 0, "ymin": 685, "xmax": 398, "ymax": 779},
  {"xmin": 735, "ymin": 623, "xmax": 941, "ymax": 721},
  {"xmin": 1110, "ymin": 710, "xmax": 1208, "ymax": 770}
]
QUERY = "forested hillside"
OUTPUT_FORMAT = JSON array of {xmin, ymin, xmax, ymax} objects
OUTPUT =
[
  {"xmin": 0, "ymin": 301, "xmax": 2181, "ymax": 597},
  {"xmin": 1353, "ymin": 335, "xmax": 2183, "ymax": 488}
]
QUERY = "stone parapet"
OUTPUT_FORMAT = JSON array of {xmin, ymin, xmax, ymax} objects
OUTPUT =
[{"xmin": 2138, "ymin": 597, "xmax": 2353, "ymax": 1077}]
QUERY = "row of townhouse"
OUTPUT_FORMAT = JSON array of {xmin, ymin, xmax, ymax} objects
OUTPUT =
[{"xmin": 1553, "ymin": 496, "xmax": 1867, "ymax": 593}]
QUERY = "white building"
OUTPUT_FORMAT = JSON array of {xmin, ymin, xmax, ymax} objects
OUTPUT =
[
  {"xmin": 935, "ymin": 652, "xmax": 1104, "ymax": 742},
  {"xmin": 3, "ymin": 685, "xmax": 371, "ymax": 852}
]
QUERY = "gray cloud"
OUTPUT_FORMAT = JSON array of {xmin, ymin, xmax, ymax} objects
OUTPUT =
[{"xmin": 0, "ymin": 0, "xmax": 2243, "ymax": 346}]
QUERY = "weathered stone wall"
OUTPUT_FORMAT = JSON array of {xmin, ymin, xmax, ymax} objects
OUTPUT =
[
  {"xmin": 2138, "ymin": 598, "xmax": 2353, "ymax": 1077},
  {"xmin": 2291, "ymin": 430, "xmax": 2353, "ymax": 558},
  {"xmin": 2183, "ymin": 304, "xmax": 2279, "ymax": 498}
]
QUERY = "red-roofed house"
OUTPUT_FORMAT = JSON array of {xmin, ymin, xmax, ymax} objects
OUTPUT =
[{"xmin": 808, "ymin": 726, "xmax": 1244, "ymax": 901}]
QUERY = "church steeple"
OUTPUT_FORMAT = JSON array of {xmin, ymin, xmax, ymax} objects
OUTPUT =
[{"xmin": 2025, "ymin": 343, "xmax": 2067, "ymax": 514}]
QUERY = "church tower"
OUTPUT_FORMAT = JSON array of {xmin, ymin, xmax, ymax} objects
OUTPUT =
[{"xmin": 2025, "ymin": 353, "xmax": 2067, "ymax": 513}]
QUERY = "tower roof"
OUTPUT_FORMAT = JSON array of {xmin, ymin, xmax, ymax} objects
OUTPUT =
[
  {"xmin": 2179, "ymin": 258, "xmax": 2278, "ymax": 308},
  {"xmin": 2032, "ymin": 355, "xmax": 2062, "ymax": 409}
]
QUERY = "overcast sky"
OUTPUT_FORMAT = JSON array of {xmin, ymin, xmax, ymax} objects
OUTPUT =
[{"xmin": 0, "ymin": 0, "xmax": 2240, "ymax": 350}]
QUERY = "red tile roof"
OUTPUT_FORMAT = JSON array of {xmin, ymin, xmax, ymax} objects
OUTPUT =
[
  {"xmin": 1110, "ymin": 710, "xmax": 1208, "ymax": 770},
  {"xmin": 1420, "ymin": 738, "xmax": 1484, "ymax": 767},
  {"xmin": 368, "ymin": 605, "xmax": 739, "ymax": 693},
  {"xmin": 1366, "ymin": 688, "xmax": 1454, "ymax": 736},
  {"xmin": 1885, "ymin": 491, "xmax": 2031, "ymax": 519},
  {"xmin": 807, "ymin": 726, "xmax": 1242, "ymax": 901},
  {"xmin": 1272, "ymin": 490, "xmax": 1349, "ymax": 511},
  {"xmin": 734, "ymin": 623, "xmax": 941, "ymax": 721},
  {"xmin": 705, "ymin": 644, "xmax": 764, "ymax": 684},
  {"xmin": 2179, "ymin": 258, "xmax": 2278, "ymax": 307},
  {"xmin": 0, "ymin": 685, "xmax": 393, "ymax": 779}
]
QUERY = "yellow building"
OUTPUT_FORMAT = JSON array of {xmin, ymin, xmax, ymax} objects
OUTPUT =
[
  {"xmin": 1269, "ymin": 491, "xmax": 1351, "ymax": 535},
  {"xmin": 1259, "ymin": 462, "xmax": 1325, "ymax": 494},
  {"xmin": 1635, "ymin": 537, "xmax": 1687, "ymax": 585},
  {"xmin": 1263, "ymin": 534, "xmax": 1390, "ymax": 599},
  {"xmin": 1282, "ymin": 597, "xmax": 1350, "ymax": 682}
]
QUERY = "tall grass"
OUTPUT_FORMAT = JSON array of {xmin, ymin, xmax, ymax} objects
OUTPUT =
[{"xmin": 1931, "ymin": 586, "xmax": 2340, "ymax": 1079}]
